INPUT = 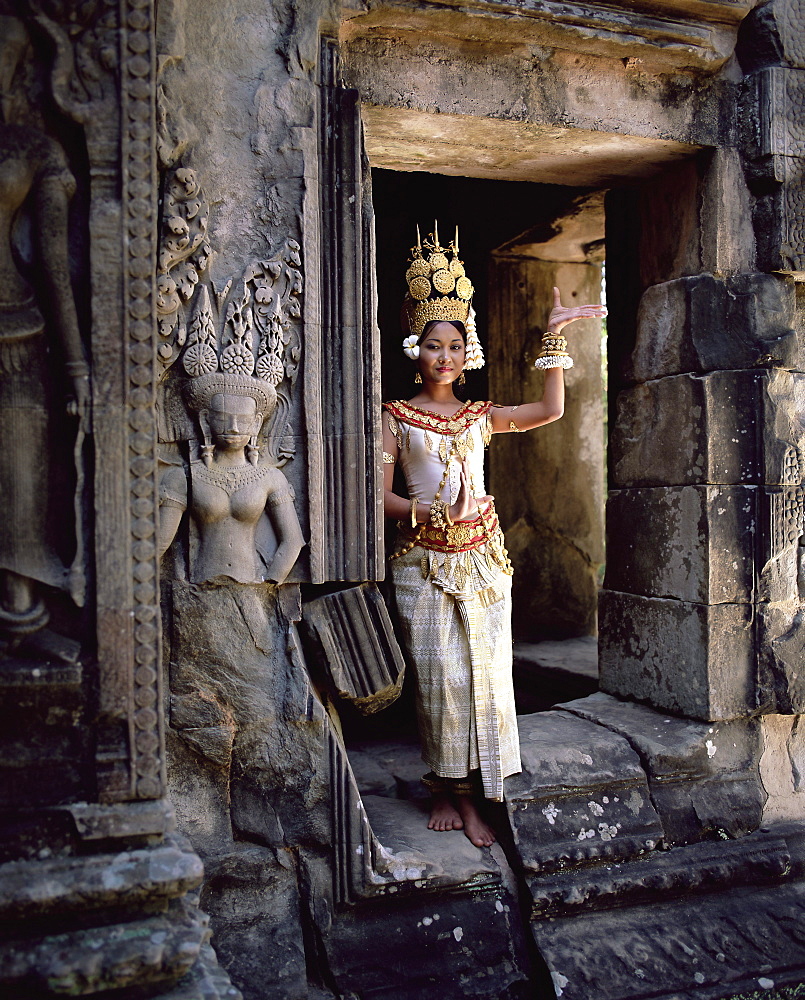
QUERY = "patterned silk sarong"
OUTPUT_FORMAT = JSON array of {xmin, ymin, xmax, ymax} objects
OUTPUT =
[{"xmin": 391, "ymin": 545, "xmax": 521, "ymax": 801}]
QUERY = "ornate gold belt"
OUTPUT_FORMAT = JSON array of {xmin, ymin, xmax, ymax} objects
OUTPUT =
[{"xmin": 394, "ymin": 508, "xmax": 501, "ymax": 555}]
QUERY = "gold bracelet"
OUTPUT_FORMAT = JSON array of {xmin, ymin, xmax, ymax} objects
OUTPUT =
[
  {"xmin": 509, "ymin": 420, "xmax": 523, "ymax": 433},
  {"xmin": 410, "ymin": 498, "xmax": 418, "ymax": 528},
  {"xmin": 429, "ymin": 498, "xmax": 447, "ymax": 530},
  {"xmin": 535, "ymin": 330, "xmax": 573, "ymax": 369},
  {"xmin": 444, "ymin": 501, "xmax": 454, "ymax": 528}
]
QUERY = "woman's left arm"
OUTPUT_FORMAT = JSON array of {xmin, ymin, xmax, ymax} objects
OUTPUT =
[{"xmin": 490, "ymin": 286, "xmax": 607, "ymax": 433}]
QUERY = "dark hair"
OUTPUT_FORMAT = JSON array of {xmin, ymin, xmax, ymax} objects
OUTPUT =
[{"xmin": 419, "ymin": 320, "xmax": 467, "ymax": 344}]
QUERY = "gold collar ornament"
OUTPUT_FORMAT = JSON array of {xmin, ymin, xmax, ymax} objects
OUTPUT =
[{"xmin": 401, "ymin": 223, "xmax": 484, "ymax": 370}]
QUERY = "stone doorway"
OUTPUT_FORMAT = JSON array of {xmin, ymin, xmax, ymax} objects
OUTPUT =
[{"xmin": 371, "ymin": 167, "xmax": 605, "ymax": 726}]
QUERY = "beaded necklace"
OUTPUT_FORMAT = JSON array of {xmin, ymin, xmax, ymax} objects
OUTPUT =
[{"xmin": 192, "ymin": 461, "xmax": 271, "ymax": 496}]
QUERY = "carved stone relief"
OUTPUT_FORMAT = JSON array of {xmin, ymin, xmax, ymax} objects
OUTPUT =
[
  {"xmin": 0, "ymin": 14, "xmax": 90, "ymax": 658},
  {"xmin": 155, "ymin": 163, "xmax": 305, "ymax": 587}
]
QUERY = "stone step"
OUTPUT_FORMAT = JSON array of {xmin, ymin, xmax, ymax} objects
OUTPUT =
[
  {"xmin": 346, "ymin": 739, "xmax": 503, "ymax": 894},
  {"xmin": 513, "ymin": 637, "xmax": 599, "ymax": 714},
  {"xmin": 361, "ymin": 794, "xmax": 500, "ymax": 892}
]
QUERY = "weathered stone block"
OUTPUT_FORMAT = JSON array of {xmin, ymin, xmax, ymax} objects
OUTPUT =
[
  {"xmin": 757, "ymin": 602, "xmax": 805, "ymax": 715},
  {"xmin": 531, "ymin": 871, "xmax": 805, "ymax": 1000},
  {"xmin": 200, "ymin": 846, "xmax": 307, "ymax": 1000},
  {"xmin": 560, "ymin": 693, "xmax": 764, "ymax": 845},
  {"xmin": 760, "ymin": 715, "xmax": 805, "ymax": 823},
  {"xmin": 361, "ymin": 794, "xmax": 500, "ymax": 891},
  {"xmin": 598, "ymin": 591, "xmax": 754, "ymax": 721},
  {"xmin": 169, "ymin": 581, "xmax": 332, "ymax": 852},
  {"xmin": 324, "ymin": 882, "xmax": 530, "ymax": 1000},
  {"xmin": 167, "ymin": 728, "xmax": 234, "ymax": 859},
  {"xmin": 505, "ymin": 712, "xmax": 664, "ymax": 875},
  {"xmin": 299, "ymin": 583, "xmax": 406, "ymax": 714},
  {"xmin": 610, "ymin": 369, "xmax": 805, "ymax": 488},
  {"xmin": 0, "ymin": 837, "xmax": 203, "ymax": 921},
  {"xmin": 756, "ymin": 486, "xmax": 805, "ymax": 604},
  {"xmin": 0, "ymin": 895, "xmax": 207, "ymax": 996},
  {"xmin": 628, "ymin": 273, "xmax": 800, "ymax": 383},
  {"xmin": 525, "ymin": 830, "xmax": 790, "ymax": 920},
  {"xmin": 605, "ymin": 486, "xmax": 757, "ymax": 603},
  {"xmin": 65, "ymin": 800, "xmax": 174, "ymax": 841}
]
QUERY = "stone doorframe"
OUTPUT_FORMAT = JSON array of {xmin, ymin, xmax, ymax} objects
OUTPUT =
[{"xmin": 341, "ymin": 0, "xmax": 805, "ymax": 725}]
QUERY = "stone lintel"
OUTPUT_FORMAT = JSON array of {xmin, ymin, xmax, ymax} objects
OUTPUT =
[
  {"xmin": 598, "ymin": 590, "xmax": 754, "ymax": 721},
  {"xmin": 358, "ymin": 106, "xmax": 701, "ymax": 187},
  {"xmin": 341, "ymin": 0, "xmax": 753, "ymax": 71}
]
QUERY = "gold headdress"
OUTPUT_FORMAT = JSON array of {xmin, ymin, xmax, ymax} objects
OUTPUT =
[
  {"xmin": 401, "ymin": 224, "xmax": 484, "ymax": 370},
  {"xmin": 184, "ymin": 371, "xmax": 277, "ymax": 418},
  {"xmin": 176, "ymin": 238, "xmax": 302, "ymax": 465}
]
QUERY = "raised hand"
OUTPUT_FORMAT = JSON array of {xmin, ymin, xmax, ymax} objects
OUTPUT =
[{"xmin": 547, "ymin": 286, "xmax": 607, "ymax": 334}]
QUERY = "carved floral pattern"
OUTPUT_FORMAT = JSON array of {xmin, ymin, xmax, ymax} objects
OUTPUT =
[
  {"xmin": 156, "ymin": 166, "xmax": 211, "ymax": 372},
  {"xmin": 122, "ymin": 0, "xmax": 163, "ymax": 801}
]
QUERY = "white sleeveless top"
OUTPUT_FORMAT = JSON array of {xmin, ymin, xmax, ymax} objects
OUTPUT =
[{"xmin": 384, "ymin": 400, "xmax": 493, "ymax": 506}]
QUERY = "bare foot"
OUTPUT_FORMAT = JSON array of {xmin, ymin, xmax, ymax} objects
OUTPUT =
[
  {"xmin": 455, "ymin": 796, "xmax": 496, "ymax": 847},
  {"xmin": 428, "ymin": 792, "xmax": 464, "ymax": 832}
]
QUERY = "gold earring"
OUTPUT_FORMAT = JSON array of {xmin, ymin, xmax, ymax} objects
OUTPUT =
[
  {"xmin": 415, "ymin": 372, "xmax": 422, "ymax": 384},
  {"xmin": 458, "ymin": 371, "xmax": 466, "ymax": 385}
]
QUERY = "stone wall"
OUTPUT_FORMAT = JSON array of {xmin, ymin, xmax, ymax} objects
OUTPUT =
[
  {"xmin": 2, "ymin": 0, "xmax": 805, "ymax": 999},
  {"xmin": 600, "ymin": 27, "xmax": 805, "ymax": 719},
  {"xmin": 488, "ymin": 254, "xmax": 604, "ymax": 639}
]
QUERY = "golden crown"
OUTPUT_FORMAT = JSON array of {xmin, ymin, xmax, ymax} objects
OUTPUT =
[{"xmin": 402, "ymin": 224, "xmax": 474, "ymax": 338}]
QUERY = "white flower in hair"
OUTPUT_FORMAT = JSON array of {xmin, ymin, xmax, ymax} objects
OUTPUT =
[
  {"xmin": 402, "ymin": 334, "xmax": 420, "ymax": 359},
  {"xmin": 463, "ymin": 306, "xmax": 485, "ymax": 370}
]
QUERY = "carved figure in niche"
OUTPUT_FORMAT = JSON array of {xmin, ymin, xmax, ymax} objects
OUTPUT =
[
  {"xmin": 384, "ymin": 226, "xmax": 606, "ymax": 846},
  {"xmin": 158, "ymin": 371, "xmax": 303, "ymax": 585},
  {"xmin": 156, "ymin": 219, "xmax": 315, "ymax": 855},
  {"xmin": 0, "ymin": 14, "xmax": 89, "ymax": 654},
  {"xmin": 156, "ymin": 219, "xmax": 305, "ymax": 586}
]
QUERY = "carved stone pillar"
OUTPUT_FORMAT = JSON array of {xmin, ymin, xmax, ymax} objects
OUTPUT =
[{"xmin": 307, "ymin": 39, "xmax": 384, "ymax": 584}]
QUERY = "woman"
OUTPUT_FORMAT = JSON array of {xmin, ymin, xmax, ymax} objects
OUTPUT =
[{"xmin": 383, "ymin": 228, "xmax": 606, "ymax": 848}]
